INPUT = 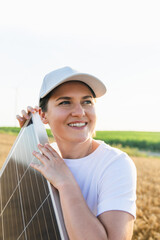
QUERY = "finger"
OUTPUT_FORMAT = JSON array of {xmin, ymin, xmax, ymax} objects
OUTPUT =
[
  {"xmin": 21, "ymin": 110, "xmax": 30, "ymax": 120},
  {"xmin": 16, "ymin": 115, "xmax": 27, "ymax": 128},
  {"xmin": 38, "ymin": 144, "xmax": 54, "ymax": 160},
  {"xmin": 34, "ymin": 106, "xmax": 41, "ymax": 112},
  {"xmin": 30, "ymin": 162, "xmax": 44, "ymax": 173},
  {"xmin": 32, "ymin": 151, "xmax": 48, "ymax": 165},
  {"xmin": 27, "ymin": 106, "xmax": 36, "ymax": 114},
  {"xmin": 44, "ymin": 143, "xmax": 61, "ymax": 158},
  {"xmin": 16, "ymin": 115, "xmax": 24, "ymax": 122}
]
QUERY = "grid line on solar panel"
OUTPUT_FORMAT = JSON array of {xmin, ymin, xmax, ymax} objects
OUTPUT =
[
  {"xmin": 1, "ymin": 171, "xmax": 52, "ymax": 239},
  {"xmin": 0, "ymin": 176, "xmax": 2, "ymax": 213},
  {"xmin": 1, "ymin": 159, "xmax": 49, "ymax": 218},
  {"xmin": 28, "ymin": 172, "xmax": 51, "ymax": 239},
  {"xmin": 1, "ymin": 156, "xmax": 18, "ymax": 212},
  {"xmin": 0, "ymin": 124, "xmax": 51, "ymax": 239},
  {"xmin": 17, "ymin": 194, "xmax": 60, "ymax": 240},
  {"xmin": 14, "ymin": 147, "xmax": 26, "ymax": 240},
  {"xmin": 0, "ymin": 216, "xmax": 1, "ymax": 235},
  {"xmin": 18, "ymin": 231, "xmax": 26, "ymax": 240},
  {"xmin": 18, "ymin": 176, "xmax": 28, "ymax": 240},
  {"xmin": 47, "ymin": 194, "xmax": 62, "ymax": 239},
  {"xmin": 26, "ymin": 195, "xmax": 61, "ymax": 240},
  {"xmin": 19, "ymin": 171, "xmax": 49, "ymax": 237},
  {"xmin": 1, "ymin": 157, "xmax": 37, "ymax": 216},
  {"xmin": 16, "ymin": 125, "xmax": 39, "ymax": 182},
  {"xmin": 0, "ymin": 213, "xmax": 3, "ymax": 240},
  {"xmin": 0, "ymin": 126, "xmax": 38, "ymax": 216},
  {"xmin": 1, "ymin": 169, "xmax": 18, "ymax": 215},
  {"xmin": 0, "ymin": 188, "xmax": 4, "ymax": 240},
  {"xmin": 2, "ymin": 186, "xmax": 24, "ymax": 239},
  {"xmin": 38, "ymin": 197, "xmax": 55, "ymax": 240},
  {"xmin": 39, "ymin": 199, "xmax": 51, "ymax": 239}
]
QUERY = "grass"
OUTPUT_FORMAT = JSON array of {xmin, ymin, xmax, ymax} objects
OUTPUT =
[
  {"xmin": 94, "ymin": 131, "xmax": 160, "ymax": 152},
  {"xmin": 0, "ymin": 127, "xmax": 20, "ymax": 135}
]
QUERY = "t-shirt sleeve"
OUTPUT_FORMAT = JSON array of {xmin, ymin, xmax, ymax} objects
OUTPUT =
[{"xmin": 97, "ymin": 153, "xmax": 137, "ymax": 218}]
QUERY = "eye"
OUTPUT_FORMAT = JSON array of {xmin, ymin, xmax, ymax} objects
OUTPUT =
[
  {"xmin": 83, "ymin": 100, "xmax": 92, "ymax": 105},
  {"xmin": 59, "ymin": 101, "xmax": 70, "ymax": 105}
]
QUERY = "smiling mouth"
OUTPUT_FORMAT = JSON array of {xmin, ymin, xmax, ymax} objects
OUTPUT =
[{"xmin": 68, "ymin": 122, "xmax": 87, "ymax": 127}]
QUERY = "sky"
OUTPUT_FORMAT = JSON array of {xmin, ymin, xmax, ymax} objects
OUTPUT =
[{"xmin": 0, "ymin": 0, "xmax": 160, "ymax": 131}]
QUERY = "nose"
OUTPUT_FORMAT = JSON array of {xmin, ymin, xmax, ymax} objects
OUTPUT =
[{"xmin": 71, "ymin": 103, "xmax": 85, "ymax": 117}]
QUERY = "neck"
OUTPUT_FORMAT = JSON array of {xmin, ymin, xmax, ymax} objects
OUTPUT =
[{"xmin": 55, "ymin": 138, "xmax": 94, "ymax": 159}]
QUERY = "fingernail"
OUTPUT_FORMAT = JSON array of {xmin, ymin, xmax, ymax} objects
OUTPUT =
[{"xmin": 30, "ymin": 163, "xmax": 35, "ymax": 168}]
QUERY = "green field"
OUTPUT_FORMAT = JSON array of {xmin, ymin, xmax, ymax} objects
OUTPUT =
[
  {"xmin": 0, "ymin": 127, "xmax": 20, "ymax": 135},
  {"xmin": 95, "ymin": 131, "xmax": 160, "ymax": 152},
  {"xmin": 0, "ymin": 127, "xmax": 160, "ymax": 153}
]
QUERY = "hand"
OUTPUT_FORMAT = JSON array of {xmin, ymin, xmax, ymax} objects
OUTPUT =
[
  {"xmin": 31, "ymin": 143, "xmax": 75, "ymax": 190},
  {"xmin": 16, "ymin": 106, "xmax": 40, "ymax": 128}
]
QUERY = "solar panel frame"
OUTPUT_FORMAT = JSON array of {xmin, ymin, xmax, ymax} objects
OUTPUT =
[{"xmin": 0, "ymin": 113, "xmax": 69, "ymax": 240}]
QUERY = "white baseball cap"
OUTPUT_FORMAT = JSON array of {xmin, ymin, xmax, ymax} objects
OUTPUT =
[{"xmin": 39, "ymin": 66, "xmax": 107, "ymax": 100}]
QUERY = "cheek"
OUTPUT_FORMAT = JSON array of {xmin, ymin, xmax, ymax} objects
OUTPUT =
[
  {"xmin": 47, "ymin": 109, "xmax": 68, "ymax": 129},
  {"xmin": 88, "ymin": 107, "xmax": 97, "ymax": 124},
  {"xmin": 48, "ymin": 115, "xmax": 63, "ymax": 137}
]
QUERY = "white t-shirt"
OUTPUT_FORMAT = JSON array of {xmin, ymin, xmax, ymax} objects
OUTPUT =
[{"xmin": 51, "ymin": 141, "xmax": 137, "ymax": 218}]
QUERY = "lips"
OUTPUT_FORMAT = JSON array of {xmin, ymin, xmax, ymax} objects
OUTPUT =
[{"xmin": 68, "ymin": 122, "xmax": 87, "ymax": 127}]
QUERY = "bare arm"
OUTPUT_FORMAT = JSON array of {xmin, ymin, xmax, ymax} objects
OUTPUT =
[
  {"xmin": 57, "ymin": 183, "xmax": 134, "ymax": 240},
  {"xmin": 31, "ymin": 143, "xmax": 134, "ymax": 240},
  {"xmin": 98, "ymin": 211, "xmax": 134, "ymax": 240},
  {"xmin": 59, "ymin": 181, "xmax": 107, "ymax": 240}
]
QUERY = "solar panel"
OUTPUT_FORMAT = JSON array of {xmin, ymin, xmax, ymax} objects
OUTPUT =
[{"xmin": 0, "ymin": 113, "xmax": 69, "ymax": 240}]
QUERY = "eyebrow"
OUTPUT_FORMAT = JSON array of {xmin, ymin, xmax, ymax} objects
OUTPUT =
[{"xmin": 56, "ymin": 95, "xmax": 93, "ymax": 101}]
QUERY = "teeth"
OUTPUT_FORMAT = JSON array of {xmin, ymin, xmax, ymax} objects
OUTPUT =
[{"xmin": 69, "ymin": 123, "xmax": 86, "ymax": 127}]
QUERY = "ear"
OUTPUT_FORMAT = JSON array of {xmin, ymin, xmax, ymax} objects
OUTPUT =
[{"xmin": 39, "ymin": 109, "xmax": 49, "ymax": 124}]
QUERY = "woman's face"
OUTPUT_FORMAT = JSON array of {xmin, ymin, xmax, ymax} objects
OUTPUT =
[{"xmin": 43, "ymin": 81, "xmax": 97, "ymax": 145}]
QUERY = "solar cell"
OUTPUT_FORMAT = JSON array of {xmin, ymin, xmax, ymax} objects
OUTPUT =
[{"xmin": 0, "ymin": 113, "xmax": 69, "ymax": 240}]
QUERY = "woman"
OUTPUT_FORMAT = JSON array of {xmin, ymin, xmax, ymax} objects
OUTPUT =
[{"xmin": 17, "ymin": 66, "xmax": 137, "ymax": 240}]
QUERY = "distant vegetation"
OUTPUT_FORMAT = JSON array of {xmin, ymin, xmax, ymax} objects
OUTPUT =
[
  {"xmin": 0, "ymin": 127, "xmax": 20, "ymax": 135},
  {"xmin": 0, "ymin": 127, "xmax": 160, "ymax": 153},
  {"xmin": 94, "ymin": 131, "xmax": 160, "ymax": 152}
]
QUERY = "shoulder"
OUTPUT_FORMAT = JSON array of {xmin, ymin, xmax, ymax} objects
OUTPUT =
[
  {"xmin": 96, "ymin": 142, "xmax": 137, "ymax": 219},
  {"xmin": 95, "ymin": 141, "xmax": 136, "ymax": 175}
]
